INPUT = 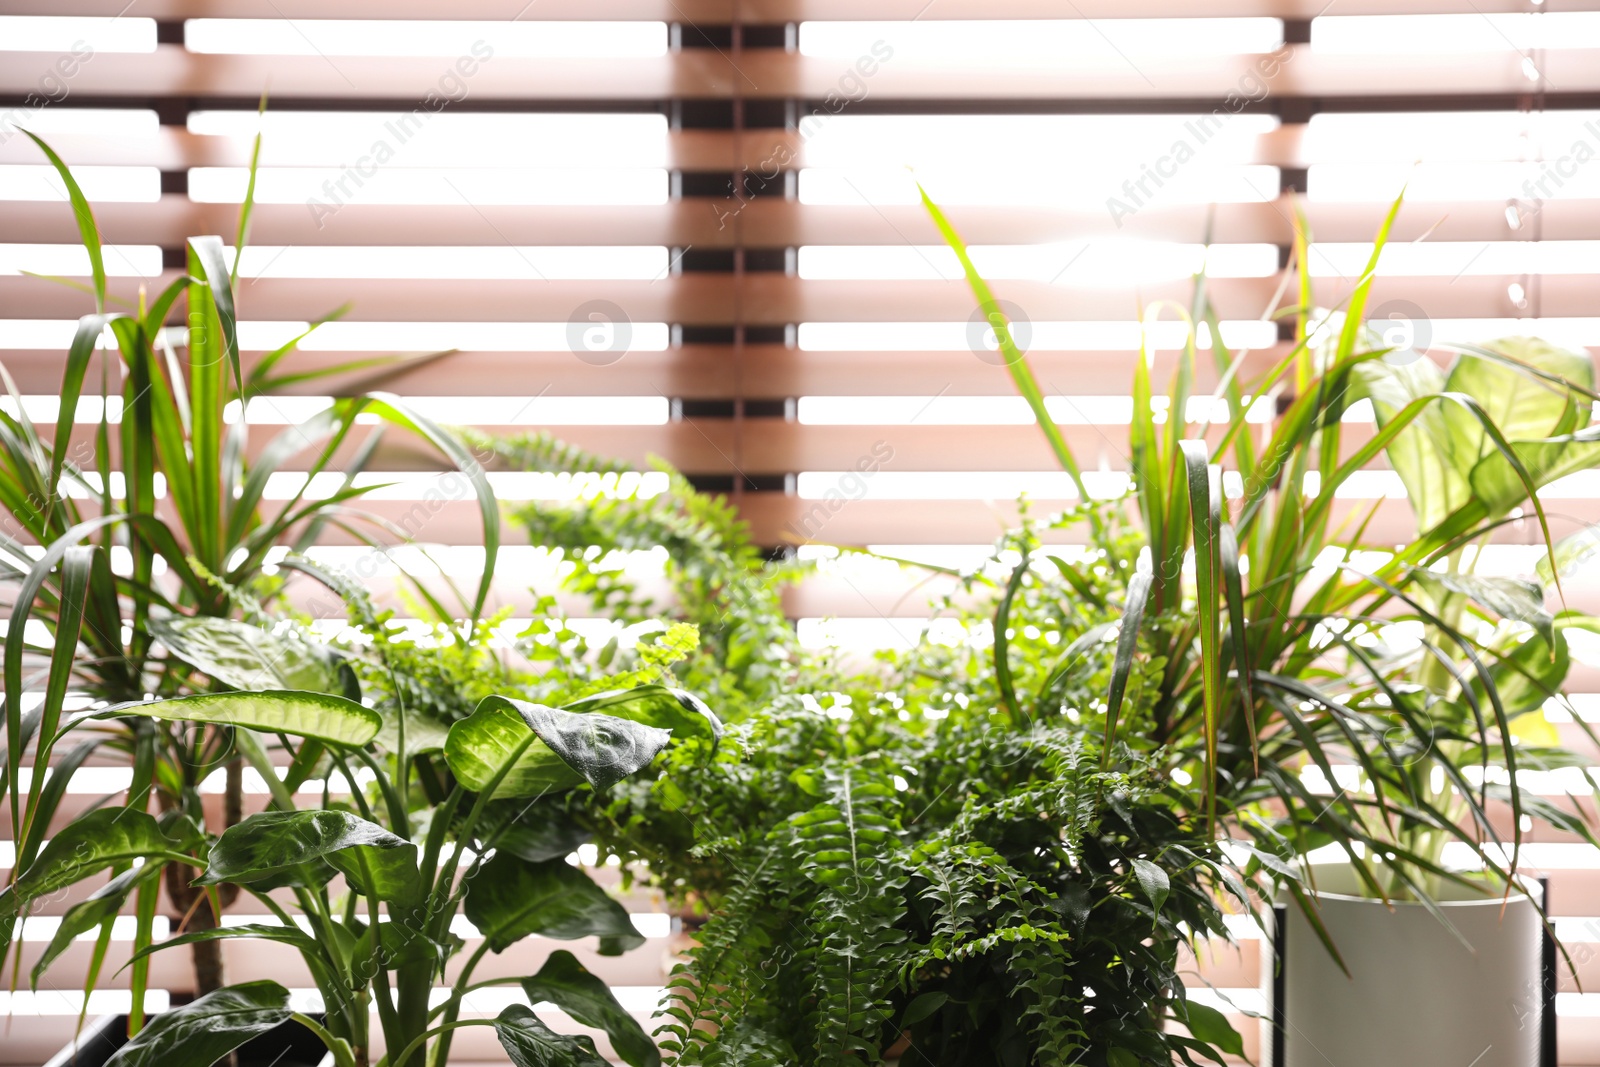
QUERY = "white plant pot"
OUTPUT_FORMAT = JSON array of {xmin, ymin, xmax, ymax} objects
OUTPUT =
[{"xmin": 1261, "ymin": 865, "xmax": 1550, "ymax": 1067}]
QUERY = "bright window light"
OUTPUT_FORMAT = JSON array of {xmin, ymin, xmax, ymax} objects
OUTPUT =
[
  {"xmin": 1330, "ymin": 470, "xmax": 1408, "ymax": 499},
  {"xmin": 0, "ymin": 243, "xmax": 162, "ymax": 278},
  {"xmin": 809, "ymin": 113, "xmax": 1277, "ymax": 165},
  {"xmin": 0, "ymin": 990, "xmax": 171, "ymax": 1016},
  {"xmin": 0, "ymin": 394, "xmax": 123, "ymax": 424},
  {"xmin": 800, "ymin": 19, "xmax": 1284, "ymax": 60},
  {"xmin": 1540, "ymin": 471, "xmax": 1600, "ymax": 498},
  {"xmin": 797, "ymin": 617, "xmax": 933, "ymax": 651},
  {"xmin": 1309, "ymin": 241, "xmax": 1600, "ymax": 277},
  {"xmin": 1313, "ymin": 13, "xmax": 1600, "ymax": 53},
  {"xmin": 797, "ymin": 471, "xmax": 1130, "ymax": 501},
  {"xmin": 798, "ymin": 242, "xmax": 1278, "ymax": 282},
  {"xmin": 0, "ymin": 165, "xmax": 160, "ymax": 202},
  {"xmin": 802, "ymin": 114, "xmax": 1277, "ymax": 170},
  {"xmin": 1419, "ymin": 318, "xmax": 1600, "ymax": 349},
  {"xmin": 186, "ymin": 111, "xmax": 669, "ymax": 168},
  {"xmin": 797, "ymin": 320, "xmax": 1277, "ymax": 352},
  {"xmin": 866, "ymin": 544, "xmax": 1002, "ymax": 571},
  {"xmin": 800, "ymin": 166, "xmax": 1280, "ymax": 207},
  {"xmin": 11, "ymin": 766, "xmax": 135, "ymax": 795},
  {"xmin": 189, "ymin": 166, "xmax": 669, "ymax": 206},
  {"xmin": 236, "ymin": 320, "xmax": 671, "ymax": 353},
  {"xmin": 0, "ymin": 15, "xmax": 157, "ymax": 52},
  {"xmin": 1306, "ymin": 111, "xmax": 1600, "ymax": 163},
  {"xmin": 231, "ymin": 396, "xmax": 667, "ymax": 426},
  {"xmin": 0, "ymin": 108, "xmax": 159, "ymax": 137},
  {"xmin": 15, "ymin": 915, "xmax": 167, "ymax": 942},
  {"xmin": 1184, "ymin": 988, "xmax": 1266, "ymax": 1016},
  {"xmin": 0, "ymin": 319, "xmax": 125, "ymax": 349},
  {"xmin": 184, "ymin": 19, "xmax": 668, "ymax": 57},
  {"xmin": 231, "ymin": 245, "xmax": 669, "ymax": 281},
  {"xmin": 262, "ymin": 470, "xmax": 669, "ymax": 501},
  {"xmin": 1310, "ymin": 162, "xmax": 1600, "ymax": 202}
]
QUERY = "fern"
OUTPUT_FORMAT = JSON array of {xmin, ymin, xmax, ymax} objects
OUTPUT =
[{"xmin": 792, "ymin": 769, "xmax": 908, "ymax": 1064}]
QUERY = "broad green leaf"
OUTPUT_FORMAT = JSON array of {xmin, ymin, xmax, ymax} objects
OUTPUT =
[
  {"xmin": 1, "ymin": 810, "xmax": 188, "ymax": 925},
  {"xmin": 1130, "ymin": 857, "xmax": 1170, "ymax": 913},
  {"xmin": 464, "ymin": 852, "xmax": 644, "ymax": 954},
  {"xmin": 1538, "ymin": 527, "xmax": 1600, "ymax": 587},
  {"xmin": 521, "ymin": 950, "xmax": 660, "ymax": 1067},
  {"xmin": 105, "ymin": 981, "xmax": 292, "ymax": 1067},
  {"xmin": 151, "ymin": 616, "xmax": 359, "ymax": 699},
  {"xmin": 104, "ymin": 690, "xmax": 380, "ymax": 747},
  {"xmin": 445, "ymin": 697, "xmax": 672, "ymax": 798},
  {"xmin": 1442, "ymin": 337, "xmax": 1595, "ymax": 464},
  {"xmin": 1352, "ymin": 356, "xmax": 1461, "ymax": 529},
  {"xmin": 1177, "ymin": 998, "xmax": 1244, "ymax": 1057},
  {"xmin": 198, "ymin": 810, "xmax": 418, "ymax": 905},
  {"xmin": 1474, "ymin": 630, "xmax": 1570, "ymax": 718},
  {"xmin": 1411, "ymin": 571, "xmax": 1553, "ymax": 645},
  {"xmin": 374, "ymin": 705, "xmax": 454, "ymax": 755},
  {"xmin": 494, "ymin": 1004, "xmax": 609, "ymax": 1067},
  {"xmin": 561, "ymin": 684, "xmax": 722, "ymax": 745},
  {"xmin": 476, "ymin": 798, "xmax": 592, "ymax": 863},
  {"xmin": 1467, "ymin": 424, "xmax": 1600, "ymax": 520}
]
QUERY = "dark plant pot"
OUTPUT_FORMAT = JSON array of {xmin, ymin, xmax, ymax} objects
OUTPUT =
[{"xmin": 44, "ymin": 1012, "xmax": 330, "ymax": 1067}]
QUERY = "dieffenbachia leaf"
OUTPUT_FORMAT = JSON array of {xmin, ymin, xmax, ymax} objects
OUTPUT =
[
  {"xmin": 475, "ymin": 798, "xmax": 592, "ymax": 863},
  {"xmin": 464, "ymin": 852, "xmax": 644, "ymax": 954},
  {"xmin": 521, "ymin": 950, "xmax": 660, "ymax": 1067},
  {"xmin": 561, "ymin": 684, "xmax": 722, "ymax": 745},
  {"xmin": 104, "ymin": 981, "xmax": 292, "ymax": 1067},
  {"xmin": 1411, "ymin": 570, "xmax": 1553, "ymax": 645},
  {"xmin": 444, "ymin": 697, "xmax": 671, "ymax": 798},
  {"xmin": 493, "ymin": 1004, "xmax": 610, "ymax": 1067},
  {"xmin": 151, "ymin": 616, "xmax": 360, "ymax": 700},
  {"xmin": 0, "ymin": 810, "xmax": 190, "ymax": 935},
  {"xmin": 197, "ymin": 810, "xmax": 418, "ymax": 904},
  {"xmin": 100, "ymin": 690, "xmax": 381, "ymax": 747}
]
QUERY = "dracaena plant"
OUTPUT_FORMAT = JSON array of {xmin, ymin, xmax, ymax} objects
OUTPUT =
[
  {"xmin": 922, "ymin": 185, "xmax": 1600, "ymax": 948},
  {"xmin": 5, "ymin": 605, "xmax": 722, "ymax": 1067},
  {"xmin": 0, "ymin": 129, "xmax": 494, "ymax": 1001}
]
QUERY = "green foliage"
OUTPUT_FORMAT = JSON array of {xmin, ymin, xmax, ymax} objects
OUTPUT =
[
  {"xmin": 476, "ymin": 434, "xmax": 809, "ymax": 715},
  {"xmin": 18, "ymin": 608, "xmax": 720, "ymax": 1066},
  {"xmin": 644, "ymin": 701, "xmax": 1243, "ymax": 1067},
  {"xmin": 922, "ymin": 186, "xmax": 1600, "ymax": 922}
]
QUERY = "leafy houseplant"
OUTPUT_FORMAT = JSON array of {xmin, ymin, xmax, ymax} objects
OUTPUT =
[
  {"xmin": 6, "ymin": 606, "xmax": 723, "ymax": 1067},
  {"xmin": 1, "ymin": 130, "xmax": 496, "ymax": 1006},
  {"xmin": 920, "ymin": 188, "xmax": 1600, "ymax": 1061},
  {"xmin": 547, "ymin": 506, "xmax": 1254, "ymax": 1066}
]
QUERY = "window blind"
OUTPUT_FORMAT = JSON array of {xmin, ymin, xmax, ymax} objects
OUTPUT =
[{"xmin": 4, "ymin": 4, "xmax": 1600, "ymax": 1063}]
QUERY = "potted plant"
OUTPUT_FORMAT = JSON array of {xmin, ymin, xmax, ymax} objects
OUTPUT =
[
  {"xmin": 496, "ymin": 484, "xmax": 1253, "ymax": 1064},
  {"xmin": 6, "ymin": 601, "xmax": 723, "ymax": 1067},
  {"xmin": 921, "ymin": 188, "xmax": 1600, "ymax": 1065},
  {"xmin": 0, "ymin": 128, "xmax": 496, "ymax": 1019}
]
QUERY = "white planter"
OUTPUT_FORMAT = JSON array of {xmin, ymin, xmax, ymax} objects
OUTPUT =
[{"xmin": 1261, "ymin": 865, "xmax": 1550, "ymax": 1067}]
